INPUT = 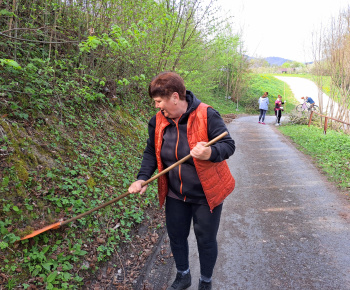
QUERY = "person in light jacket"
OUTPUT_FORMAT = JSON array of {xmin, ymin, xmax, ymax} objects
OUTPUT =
[
  {"xmin": 258, "ymin": 92, "xmax": 269, "ymax": 124},
  {"xmin": 128, "ymin": 72, "xmax": 235, "ymax": 290}
]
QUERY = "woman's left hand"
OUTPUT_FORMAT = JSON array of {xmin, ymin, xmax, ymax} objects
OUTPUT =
[{"xmin": 190, "ymin": 142, "xmax": 211, "ymax": 160}]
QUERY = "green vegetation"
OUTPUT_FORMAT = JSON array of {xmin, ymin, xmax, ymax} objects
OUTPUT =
[
  {"xmin": 0, "ymin": 0, "xmax": 253, "ymax": 288},
  {"xmin": 1, "ymin": 0, "xmax": 348, "ymax": 288},
  {"xmin": 311, "ymin": 6, "xmax": 350, "ymax": 114},
  {"xmin": 0, "ymin": 100, "xmax": 159, "ymax": 288},
  {"xmin": 279, "ymin": 125, "xmax": 350, "ymax": 190}
]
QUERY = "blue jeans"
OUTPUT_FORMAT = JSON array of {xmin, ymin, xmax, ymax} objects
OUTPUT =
[
  {"xmin": 259, "ymin": 109, "xmax": 267, "ymax": 122},
  {"xmin": 165, "ymin": 196, "xmax": 223, "ymax": 278}
]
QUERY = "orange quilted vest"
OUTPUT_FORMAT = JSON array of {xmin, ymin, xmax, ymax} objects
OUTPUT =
[{"xmin": 154, "ymin": 103, "xmax": 235, "ymax": 211}]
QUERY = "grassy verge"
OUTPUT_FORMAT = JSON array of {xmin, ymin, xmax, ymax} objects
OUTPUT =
[{"xmin": 279, "ymin": 124, "xmax": 350, "ymax": 191}]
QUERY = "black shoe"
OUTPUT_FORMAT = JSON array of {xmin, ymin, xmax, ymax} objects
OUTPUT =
[
  {"xmin": 168, "ymin": 272, "xmax": 191, "ymax": 289},
  {"xmin": 198, "ymin": 279, "xmax": 212, "ymax": 290}
]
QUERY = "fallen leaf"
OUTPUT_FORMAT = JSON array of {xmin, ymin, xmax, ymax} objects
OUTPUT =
[{"xmin": 96, "ymin": 237, "xmax": 105, "ymax": 244}]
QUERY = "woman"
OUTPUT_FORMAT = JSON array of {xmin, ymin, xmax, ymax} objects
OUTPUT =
[
  {"xmin": 274, "ymin": 95, "xmax": 285, "ymax": 126},
  {"xmin": 258, "ymin": 92, "xmax": 269, "ymax": 124},
  {"xmin": 128, "ymin": 72, "xmax": 235, "ymax": 290}
]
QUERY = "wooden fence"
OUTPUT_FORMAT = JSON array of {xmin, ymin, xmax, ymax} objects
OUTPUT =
[{"xmin": 308, "ymin": 111, "xmax": 350, "ymax": 134}]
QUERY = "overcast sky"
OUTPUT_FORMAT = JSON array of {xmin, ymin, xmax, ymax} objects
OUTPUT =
[{"xmin": 217, "ymin": 0, "xmax": 350, "ymax": 63}]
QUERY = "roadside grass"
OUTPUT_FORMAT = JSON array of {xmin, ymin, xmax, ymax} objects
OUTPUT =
[{"xmin": 279, "ymin": 124, "xmax": 350, "ymax": 191}]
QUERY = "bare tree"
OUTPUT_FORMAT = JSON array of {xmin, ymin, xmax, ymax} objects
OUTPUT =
[{"xmin": 312, "ymin": 6, "xmax": 350, "ymax": 127}]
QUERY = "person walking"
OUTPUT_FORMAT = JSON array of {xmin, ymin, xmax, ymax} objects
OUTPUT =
[
  {"xmin": 258, "ymin": 92, "xmax": 269, "ymax": 124},
  {"xmin": 274, "ymin": 95, "xmax": 285, "ymax": 126},
  {"xmin": 128, "ymin": 71, "xmax": 236, "ymax": 290}
]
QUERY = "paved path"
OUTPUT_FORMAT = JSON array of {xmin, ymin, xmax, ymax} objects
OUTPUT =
[
  {"xmin": 169, "ymin": 115, "xmax": 350, "ymax": 290},
  {"xmin": 274, "ymin": 76, "xmax": 328, "ymax": 107},
  {"xmin": 274, "ymin": 76, "xmax": 350, "ymax": 123}
]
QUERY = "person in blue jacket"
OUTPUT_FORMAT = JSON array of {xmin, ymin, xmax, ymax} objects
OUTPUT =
[
  {"xmin": 304, "ymin": 96, "xmax": 315, "ymax": 110},
  {"xmin": 258, "ymin": 92, "xmax": 269, "ymax": 124}
]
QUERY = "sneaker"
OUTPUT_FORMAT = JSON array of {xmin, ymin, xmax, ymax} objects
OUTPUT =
[
  {"xmin": 275, "ymin": 123, "xmax": 280, "ymax": 126},
  {"xmin": 168, "ymin": 272, "xmax": 191, "ymax": 289},
  {"xmin": 258, "ymin": 121, "xmax": 261, "ymax": 123},
  {"xmin": 198, "ymin": 279, "xmax": 212, "ymax": 290},
  {"xmin": 261, "ymin": 122, "xmax": 265, "ymax": 125}
]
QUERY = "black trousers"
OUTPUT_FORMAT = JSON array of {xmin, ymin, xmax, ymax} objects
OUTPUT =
[
  {"xmin": 165, "ymin": 196, "xmax": 223, "ymax": 278},
  {"xmin": 275, "ymin": 109, "xmax": 282, "ymax": 123}
]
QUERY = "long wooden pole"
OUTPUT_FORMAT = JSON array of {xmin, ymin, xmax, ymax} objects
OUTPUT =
[{"xmin": 21, "ymin": 132, "xmax": 228, "ymax": 240}]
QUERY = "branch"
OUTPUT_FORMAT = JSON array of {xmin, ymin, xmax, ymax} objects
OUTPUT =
[
  {"xmin": 0, "ymin": 27, "xmax": 54, "ymax": 33},
  {"xmin": 0, "ymin": 32, "xmax": 79, "ymax": 44},
  {"xmin": 1, "ymin": 88, "xmax": 55, "ymax": 96}
]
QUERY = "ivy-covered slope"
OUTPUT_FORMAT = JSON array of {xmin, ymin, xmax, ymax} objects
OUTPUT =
[
  {"xmin": 0, "ymin": 0, "xmax": 248, "ymax": 287},
  {"xmin": 0, "ymin": 80, "xmax": 167, "ymax": 287},
  {"xmin": 0, "ymin": 35, "xmax": 161, "ymax": 288}
]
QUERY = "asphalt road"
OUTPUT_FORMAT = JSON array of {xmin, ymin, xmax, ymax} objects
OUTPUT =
[{"xmin": 164, "ymin": 115, "xmax": 350, "ymax": 290}]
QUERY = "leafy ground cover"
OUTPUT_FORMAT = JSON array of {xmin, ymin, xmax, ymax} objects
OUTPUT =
[
  {"xmin": 0, "ymin": 51, "xmax": 242, "ymax": 289},
  {"xmin": 279, "ymin": 124, "xmax": 350, "ymax": 191},
  {"xmin": 0, "ymin": 95, "xmax": 165, "ymax": 288},
  {"xmin": 0, "ymin": 3, "xmax": 327, "ymax": 288}
]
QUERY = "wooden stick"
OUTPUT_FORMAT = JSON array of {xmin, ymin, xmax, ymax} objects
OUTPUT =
[
  {"xmin": 62, "ymin": 131, "xmax": 228, "ymax": 225},
  {"xmin": 21, "ymin": 132, "xmax": 228, "ymax": 239}
]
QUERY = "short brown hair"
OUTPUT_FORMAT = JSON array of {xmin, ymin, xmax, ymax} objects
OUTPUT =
[{"xmin": 148, "ymin": 72, "xmax": 186, "ymax": 100}]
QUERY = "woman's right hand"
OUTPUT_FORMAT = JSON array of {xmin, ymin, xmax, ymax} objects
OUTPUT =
[{"xmin": 128, "ymin": 180, "xmax": 147, "ymax": 195}]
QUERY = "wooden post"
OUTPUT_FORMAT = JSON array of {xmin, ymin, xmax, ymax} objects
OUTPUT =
[
  {"xmin": 324, "ymin": 117, "xmax": 328, "ymax": 134},
  {"xmin": 308, "ymin": 111, "xmax": 313, "ymax": 127}
]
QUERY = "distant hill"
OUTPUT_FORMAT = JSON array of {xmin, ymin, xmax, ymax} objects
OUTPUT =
[
  {"xmin": 245, "ymin": 55, "xmax": 292, "ymax": 66},
  {"xmin": 264, "ymin": 57, "xmax": 292, "ymax": 66},
  {"xmin": 246, "ymin": 55, "xmax": 312, "ymax": 67}
]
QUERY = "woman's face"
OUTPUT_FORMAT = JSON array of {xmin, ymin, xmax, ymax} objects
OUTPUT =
[{"xmin": 153, "ymin": 94, "xmax": 179, "ymax": 119}]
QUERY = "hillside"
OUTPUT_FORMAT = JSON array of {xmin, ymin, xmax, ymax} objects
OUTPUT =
[
  {"xmin": 247, "ymin": 56, "xmax": 311, "ymax": 66},
  {"xmin": 265, "ymin": 56, "xmax": 292, "ymax": 66}
]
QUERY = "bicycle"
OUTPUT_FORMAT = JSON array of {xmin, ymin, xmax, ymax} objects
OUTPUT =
[{"xmin": 295, "ymin": 99, "xmax": 319, "ymax": 113}]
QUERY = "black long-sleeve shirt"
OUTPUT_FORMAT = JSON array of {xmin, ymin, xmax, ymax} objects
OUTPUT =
[{"xmin": 137, "ymin": 91, "xmax": 235, "ymax": 203}]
